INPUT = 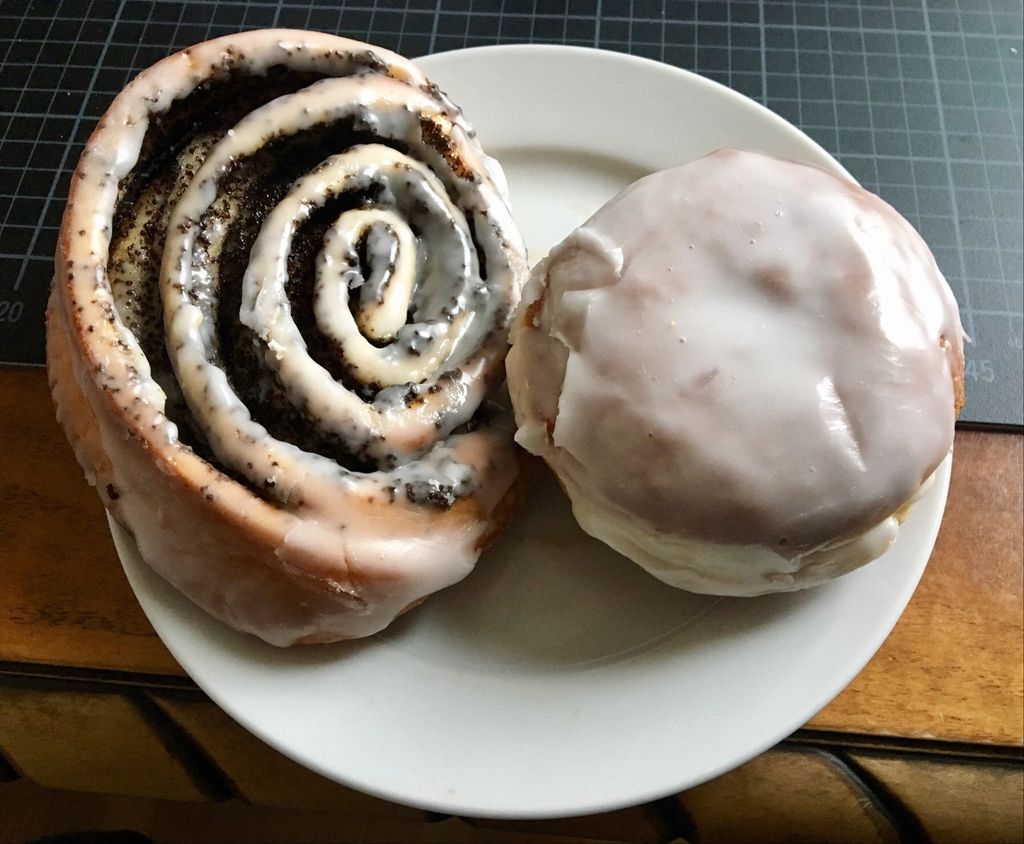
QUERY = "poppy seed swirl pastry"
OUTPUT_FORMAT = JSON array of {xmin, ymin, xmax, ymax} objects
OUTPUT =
[
  {"xmin": 47, "ymin": 30, "xmax": 528, "ymax": 645},
  {"xmin": 507, "ymin": 149, "xmax": 964, "ymax": 596}
]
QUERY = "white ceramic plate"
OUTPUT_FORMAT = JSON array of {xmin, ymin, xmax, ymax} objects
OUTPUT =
[{"xmin": 114, "ymin": 45, "xmax": 952, "ymax": 819}]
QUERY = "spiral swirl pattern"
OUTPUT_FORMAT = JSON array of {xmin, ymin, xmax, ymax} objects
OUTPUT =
[{"xmin": 48, "ymin": 31, "xmax": 528, "ymax": 644}]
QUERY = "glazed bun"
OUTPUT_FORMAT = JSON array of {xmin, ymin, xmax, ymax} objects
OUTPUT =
[
  {"xmin": 48, "ymin": 30, "xmax": 528, "ymax": 645},
  {"xmin": 507, "ymin": 149, "xmax": 964, "ymax": 596}
]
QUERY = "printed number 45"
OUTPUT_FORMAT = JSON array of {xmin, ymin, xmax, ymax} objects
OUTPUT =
[{"xmin": 965, "ymin": 358, "xmax": 996, "ymax": 383}]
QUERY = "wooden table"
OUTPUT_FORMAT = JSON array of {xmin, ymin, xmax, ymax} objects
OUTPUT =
[{"xmin": 2, "ymin": 364, "xmax": 1021, "ymax": 843}]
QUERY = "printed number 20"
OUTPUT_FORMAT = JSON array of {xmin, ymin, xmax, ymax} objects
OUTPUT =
[{"xmin": 0, "ymin": 300, "xmax": 24, "ymax": 323}]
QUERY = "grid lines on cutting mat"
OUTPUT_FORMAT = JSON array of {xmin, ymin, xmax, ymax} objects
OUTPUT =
[{"xmin": 0, "ymin": 0, "xmax": 1020, "ymax": 425}]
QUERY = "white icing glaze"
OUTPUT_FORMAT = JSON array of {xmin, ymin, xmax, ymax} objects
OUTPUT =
[
  {"xmin": 508, "ymin": 149, "xmax": 963, "ymax": 595},
  {"xmin": 48, "ymin": 30, "xmax": 527, "ymax": 645}
]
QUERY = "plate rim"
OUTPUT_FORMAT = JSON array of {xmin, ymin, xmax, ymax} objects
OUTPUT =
[
  {"xmin": 115, "ymin": 457, "xmax": 949, "ymax": 818},
  {"xmin": 417, "ymin": 42, "xmax": 856, "ymax": 182}
]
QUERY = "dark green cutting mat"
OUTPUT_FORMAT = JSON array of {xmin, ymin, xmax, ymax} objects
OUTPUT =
[{"xmin": 1, "ymin": 0, "xmax": 1021, "ymax": 425}]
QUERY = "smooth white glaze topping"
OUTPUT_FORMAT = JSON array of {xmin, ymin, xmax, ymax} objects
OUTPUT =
[
  {"xmin": 508, "ymin": 149, "xmax": 963, "ymax": 593},
  {"xmin": 52, "ymin": 30, "xmax": 526, "ymax": 643}
]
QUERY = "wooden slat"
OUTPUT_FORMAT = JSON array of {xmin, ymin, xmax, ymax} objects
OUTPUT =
[
  {"xmin": 848, "ymin": 752, "xmax": 1024, "ymax": 844},
  {"xmin": 463, "ymin": 806, "xmax": 670, "ymax": 843},
  {"xmin": 149, "ymin": 692, "xmax": 426, "ymax": 820},
  {"xmin": 807, "ymin": 430, "xmax": 1024, "ymax": 746},
  {"xmin": 0, "ymin": 778, "xmax": 622, "ymax": 844},
  {"xmin": 1, "ymin": 366, "xmax": 1021, "ymax": 748},
  {"xmin": 674, "ymin": 747, "xmax": 899, "ymax": 844},
  {"xmin": 3, "ymin": 674, "xmax": 1021, "ymax": 843},
  {"xmin": 0, "ymin": 367, "xmax": 180, "ymax": 676},
  {"xmin": 0, "ymin": 683, "xmax": 207, "ymax": 802}
]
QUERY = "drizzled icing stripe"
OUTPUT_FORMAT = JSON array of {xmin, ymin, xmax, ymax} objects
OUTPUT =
[
  {"xmin": 159, "ymin": 71, "xmax": 521, "ymax": 506},
  {"xmin": 49, "ymin": 30, "xmax": 528, "ymax": 645}
]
